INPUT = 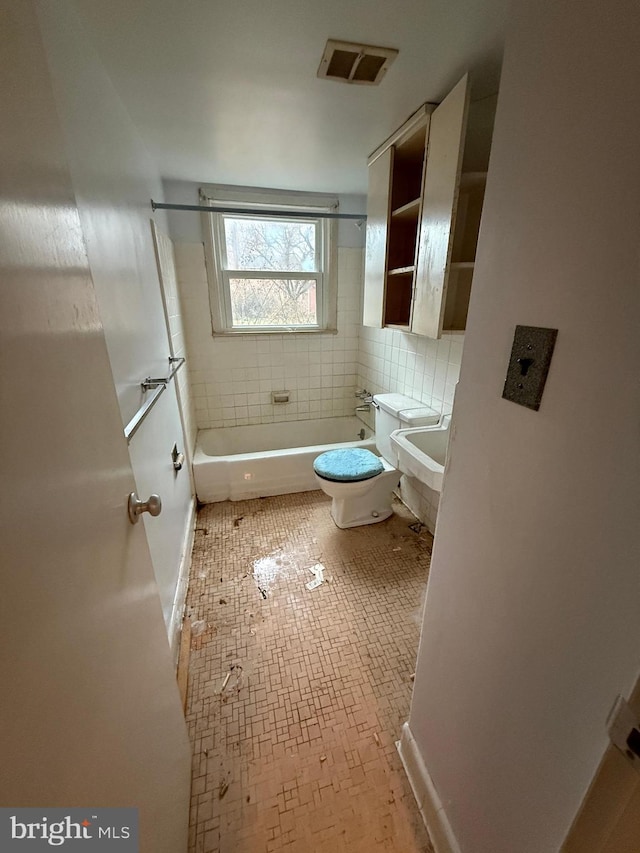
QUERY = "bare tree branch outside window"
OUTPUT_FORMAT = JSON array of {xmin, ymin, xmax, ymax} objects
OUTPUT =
[{"xmin": 223, "ymin": 217, "xmax": 319, "ymax": 326}]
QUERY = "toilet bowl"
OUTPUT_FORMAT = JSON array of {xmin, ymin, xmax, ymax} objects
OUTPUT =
[
  {"xmin": 313, "ymin": 394, "xmax": 440, "ymax": 529},
  {"xmin": 313, "ymin": 453, "xmax": 400, "ymax": 529}
]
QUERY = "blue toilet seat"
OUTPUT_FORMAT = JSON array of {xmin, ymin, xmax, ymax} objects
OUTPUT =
[{"xmin": 313, "ymin": 448, "xmax": 384, "ymax": 483}]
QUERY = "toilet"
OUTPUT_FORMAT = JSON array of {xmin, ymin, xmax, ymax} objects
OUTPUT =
[{"xmin": 313, "ymin": 394, "xmax": 440, "ymax": 529}]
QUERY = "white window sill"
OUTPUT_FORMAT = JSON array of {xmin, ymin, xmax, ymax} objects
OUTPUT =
[{"xmin": 212, "ymin": 328, "xmax": 338, "ymax": 337}]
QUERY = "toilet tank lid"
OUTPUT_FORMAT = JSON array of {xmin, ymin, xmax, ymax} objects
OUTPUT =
[
  {"xmin": 373, "ymin": 393, "xmax": 426, "ymax": 416},
  {"xmin": 398, "ymin": 406, "xmax": 440, "ymax": 426}
]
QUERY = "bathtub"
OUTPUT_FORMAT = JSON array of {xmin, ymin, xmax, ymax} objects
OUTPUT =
[{"xmin": 194, "ymin": 416, "xmax": 375, "ymax": 503}]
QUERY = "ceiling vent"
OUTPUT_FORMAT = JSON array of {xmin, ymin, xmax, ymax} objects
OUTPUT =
[{"xmin": 317, "ymin": 39, "xmax": 398, "ymax": 86}]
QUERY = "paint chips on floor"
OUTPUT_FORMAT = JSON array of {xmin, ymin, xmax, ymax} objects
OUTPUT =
[{"xmin": 185, "ymin": 490, "xmax": 435, "ymax": 853}]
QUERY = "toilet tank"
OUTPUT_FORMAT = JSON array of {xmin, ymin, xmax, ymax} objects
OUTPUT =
[{"xmin": 373, "ymin": 394, "xmax": 439, "ymax": 464}]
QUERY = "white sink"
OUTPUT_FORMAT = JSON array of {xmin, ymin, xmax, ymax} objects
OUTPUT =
[{"xmin": 390, "ymin": 416, "xmax": 451, "ymax": 492}]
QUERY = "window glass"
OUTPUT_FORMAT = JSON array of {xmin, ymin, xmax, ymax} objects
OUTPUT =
[
  {"xmin": 228, "ymin": 278, "xmax": 317, "ymax": 327},
  {"xmin": 223, "ymin": 217, "xmax": 317, "ymax": 272},
  {"xmin": 202, "ymin": 187, "xmax": 337, "ymax": 334}
]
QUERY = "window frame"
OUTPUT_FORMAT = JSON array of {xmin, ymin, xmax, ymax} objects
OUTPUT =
[{"xmin": 202, "ymin": 185, "xmax": 338, "ymax": 335}]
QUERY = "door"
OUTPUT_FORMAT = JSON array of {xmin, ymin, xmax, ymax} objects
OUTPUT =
[
  {"xmin": 34, "ymin": 0, "xmax": 195, "ymax": 650},
  {"xmin": 0, "ymin": 5, "xmax": 190, "ymax": 852},
  {"xmin": 563, "ymin": 681, "xmax": 640, "ymax": 852},
  {"xmin": 362, "ymin": 147, "xmax": 393, "ymax": 328},
  {"xmin": 412, "ymin": 74, "xmax": 469, "ymax": 338}
]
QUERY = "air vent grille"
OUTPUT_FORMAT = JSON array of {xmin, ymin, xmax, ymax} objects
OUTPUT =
[
  {"xmin": 326, "ymin": 49, "xmax": 360, "ymax": 79},
  {"xmin": 317, "ymin": 39, "xmax": 398, "ymax": 86}
]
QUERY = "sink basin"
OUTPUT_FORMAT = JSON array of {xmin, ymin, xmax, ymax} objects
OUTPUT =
[{"xmin": 390, "ymin": 416, "xmax": 451, "ymax": 492}]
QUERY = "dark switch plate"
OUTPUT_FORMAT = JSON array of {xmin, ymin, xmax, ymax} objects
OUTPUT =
[{"xmin": 502, "ymin": 325, "xmax": 558, "ymax": 411}]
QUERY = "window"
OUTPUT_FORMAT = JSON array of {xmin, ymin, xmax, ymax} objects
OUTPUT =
[{"xmin": 202, "ymin": 186, "xmax": 337, "ymax": 334}]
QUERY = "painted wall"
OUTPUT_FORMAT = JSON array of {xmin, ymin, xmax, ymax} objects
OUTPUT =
[
  {"xmin": 408, "ymin": 0, "xmax": 640, "ymax": 850},
  {"xmin": 37, "ymin": 0, "xmax": 195, "ymax": 636},
  {"xmin": 0, "ymin": 4, "xmax": 190, "ymax": 849},
  {"xmin": 162, "ymin": 179, "xmax": 367, "ymax": 249}
]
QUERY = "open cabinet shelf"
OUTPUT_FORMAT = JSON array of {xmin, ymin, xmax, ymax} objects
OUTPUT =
[
  {"xmin": 362, "ymin": 77, "xmax": 495, "ymax": 337},
  {"xmin": 391, "ymin": 198, "xmax": 421, "ymax": 220},
  {"xmin": 388, "ymin": 265, "xmax": 415, "ymax": 276}
]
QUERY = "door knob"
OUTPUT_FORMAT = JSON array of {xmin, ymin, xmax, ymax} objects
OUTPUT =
[{"xmin": 128, "ymin": 492, "xmax": 162, "ymax": 525}]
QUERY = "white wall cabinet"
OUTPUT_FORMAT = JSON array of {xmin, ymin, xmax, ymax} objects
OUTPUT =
[{"xmin": 363, "ymin": 74, "xmax": 488, "ymax": 338}]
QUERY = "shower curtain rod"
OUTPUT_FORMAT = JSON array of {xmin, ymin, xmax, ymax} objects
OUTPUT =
[{"xmin": 150, "ymin": 200, "xmax": 367, "ymax": 222}]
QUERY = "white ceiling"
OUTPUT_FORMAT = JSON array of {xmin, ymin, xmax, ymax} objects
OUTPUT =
[{"xmin": 74, "ymin": 0, "xmax": 507, "ymax": 194}]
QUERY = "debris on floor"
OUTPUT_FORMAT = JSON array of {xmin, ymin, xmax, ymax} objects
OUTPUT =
[
  {"xmin": 305, "ymin": 562, "xmax": 324, "ymax": 591},
  {"xmin": 233, "ymin": 516, "xmax": 243, "ymax": 527},
  {"xmin": 408, "ymin": 521, "xmax": 425, "ymax": 534},
  {"xmin": 219, "ymin": 662, "xmax": 244, "ymax": 701},
  {"xmin": 185, "ymin": 492, "xmax": 434, "ymax": 853},
  {"xmin": 252, "ymin": 549, "xmax": 292, "ymax": 596},
  {"xmin": 190, "ymin": 619, "xmax": 217, "ymax": 651},
  {"xmin": 191, "ymin": 620, "xmax": 206, "ymax": 636}
]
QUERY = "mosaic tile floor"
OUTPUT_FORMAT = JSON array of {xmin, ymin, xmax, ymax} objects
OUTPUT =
[{"xmin": 185, "ymin": 490, "xmax": 434, "ymax": 853}]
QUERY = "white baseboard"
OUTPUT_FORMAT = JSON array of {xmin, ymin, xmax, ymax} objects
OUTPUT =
[
  {"xmin": 168, "ymin": 497, "xmax": 197, "ymax": 664},
  {"xmin": 397, "ymin": 722, "xmax": 462, "ymax": 853}
]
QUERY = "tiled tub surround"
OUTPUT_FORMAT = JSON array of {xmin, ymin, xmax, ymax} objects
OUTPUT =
[
  {"xmin": 155, "ymin": 229, "xmax": 197, "ymax": 456},
  {"xmin": 357, "ymin": 327, "xmax": 463, "ymax": 532},
  {"xmin": 175, "ymin": 243, "xmax": 363, "ymax": 430}
]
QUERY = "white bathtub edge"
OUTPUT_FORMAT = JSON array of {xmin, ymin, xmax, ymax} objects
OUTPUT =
[{"xmin": 193, "ymin": 419, "xmax": 377, "ymax": 504}]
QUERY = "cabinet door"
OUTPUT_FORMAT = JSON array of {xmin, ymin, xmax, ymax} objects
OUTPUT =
[
  {"xmin": 411, "ymin": 74, "xmax": 469, "ymax": 338},
  {"xmin": 362, "ymin": 146, "xmax": 393, "ymax": 328}
]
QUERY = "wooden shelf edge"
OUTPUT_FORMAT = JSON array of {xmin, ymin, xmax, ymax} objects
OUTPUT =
[
  {"xmin": 450, "ymin": 261, "xmax": 475, "ymax": 269},
  {"xmin": 367, "ymin": 104, "xmax": 434, "ymax": 165},
  {"xmin": 388, "ymin": 265, "xmax": 415, "ymax": 276},
  {"xmin": 391, "ymin": 198, "xmax": 421, "ymax": 219},
  {"xmin": 385, "ymin": 323, "xmax": 411, "ymax": 331}
]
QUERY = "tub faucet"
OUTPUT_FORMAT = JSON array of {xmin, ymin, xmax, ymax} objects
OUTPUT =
[{"xmin": 355, "ymin": 389, "xmax": 374, "ymax": 405}]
